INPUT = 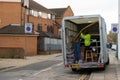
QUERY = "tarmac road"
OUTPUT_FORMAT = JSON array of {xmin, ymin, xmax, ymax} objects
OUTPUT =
[
  {"xmin": 7, "ymin": 60, "xmax": 62, "ymax": 71},
  {"xmin": 0, "ymin": 54, "xmax": 62, "ymax": 80}
]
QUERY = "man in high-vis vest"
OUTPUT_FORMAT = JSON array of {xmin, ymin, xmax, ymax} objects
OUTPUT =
[{"xmin": 81, "ymin": 31, "xmax": 91, "ymax": 61}]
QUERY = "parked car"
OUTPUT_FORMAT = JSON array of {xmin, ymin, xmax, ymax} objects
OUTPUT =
[{"xmin": 111, "ymin": 44, "xmax": 117, "ymax": 51}]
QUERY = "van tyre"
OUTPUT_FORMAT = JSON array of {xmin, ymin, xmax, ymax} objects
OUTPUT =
[
  {"xmin": 101, "ymin": 64, "xmax": 106, "ymax": 70},
  {"xmin": 106, "ymin": 57, "xmax": 109, "ymax": 65},
  {"xmin": 71, "ymin": 68, "xmax": 77, "ymax": 72}
]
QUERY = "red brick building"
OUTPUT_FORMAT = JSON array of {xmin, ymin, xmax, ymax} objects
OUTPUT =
[
  {"xmin": 0, "ymin": 0, "xmax": 58, "ymax": 34},
  {"xmin": 0, "ymin": 0, "xmax": 74, "ymax": 56},
  {"xmin": 50, "ymin": 6, "xmax": 74, "ymax": 28}
]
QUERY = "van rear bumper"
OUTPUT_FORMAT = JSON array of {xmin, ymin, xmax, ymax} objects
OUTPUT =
[{"xmin": 65, "ymin": 62, "xmax": 105, "ymax": 69}]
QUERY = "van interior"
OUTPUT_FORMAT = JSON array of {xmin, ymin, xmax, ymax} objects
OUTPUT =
[{"xmin": 65, "ymin": 17, "xmax": 101, "ymax": 64}]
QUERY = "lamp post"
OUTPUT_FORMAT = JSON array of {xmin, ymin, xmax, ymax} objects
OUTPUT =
[
  {"xmin": 21, "ymin": 0, "xmax": 29, "ymax": 26},
  {"xmin": 21, "ymin": 0, "xmax": 30, "ymax": 58},
  {"xmin": 21, "ymin": 0, "xmax": 24, "ymax": 27},
  {"xmin": 118, "ymin": 0, "xmax": 120, "ymax": 59}
]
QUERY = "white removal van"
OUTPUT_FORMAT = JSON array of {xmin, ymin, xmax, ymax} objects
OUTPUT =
[{"xmin": 62, "ymin": 15, "xmax": 109, "ymax": 71}]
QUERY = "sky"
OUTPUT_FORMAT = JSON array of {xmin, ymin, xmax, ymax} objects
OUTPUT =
[{"xmin": 35, "ymin": 0, "xmax": 118, "ymax": 33}]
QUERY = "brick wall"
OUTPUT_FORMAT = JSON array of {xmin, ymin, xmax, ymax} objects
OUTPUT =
[
  {"xmin": 0, "ymin": 48, "xmax": 24, "ymax": 58},
  {"xmin": 0, "ymin": 35, "xmax": 38, "ymax": 56},
  {"xmin": 0, "ymin": 2, "xmax": 21, "ymax": 28},
  {"xmin": 63, "ymin": 6, "xmax": 74, "ymax": 17},
  {"xmin": 56, "ymin": 18, "xmax": 62, "ymax": 26}
]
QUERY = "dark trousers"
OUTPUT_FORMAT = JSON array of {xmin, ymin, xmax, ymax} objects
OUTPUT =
[{"xmin": 73, "ymin": 43, "xmax": 81, "ymax": 61}]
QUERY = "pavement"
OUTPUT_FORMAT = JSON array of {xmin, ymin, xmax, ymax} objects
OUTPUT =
[
  {"xmin": 89, "ymin": 49, "xmax": 120, "ymax": 80},
  {"xmin": 0, "ymin": 53, "xmax": 62, "ymax": 72}
]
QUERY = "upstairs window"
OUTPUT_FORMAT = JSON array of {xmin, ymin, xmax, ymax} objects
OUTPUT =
[
  {"xmin": 41, "ymin": 12, "xmax": 48, "ymax": 18},
  {"xmin": 48, "ymin": 14, "xmax": 51, "ymax": 19},
  {"xmin": 30, "ymin": 9, "xmax": 34, "ymax": 15},
  {"xmin": 47, "ymin": 26, "xmax": 53, "ymax": 33},
  {"xmin": 51, "ymin": 14, "xmax": 55, "ymax": 20},
  {"xmin": 34, "ymin": 11, "xmax": 38, "ymax": 17},
  {"xmin": 38, "ymin": 24, "xmax": 42, "ymax": 32},
  {"xmin": 38, "ymin": 12, "xmax": 42, "ymax": 17}
]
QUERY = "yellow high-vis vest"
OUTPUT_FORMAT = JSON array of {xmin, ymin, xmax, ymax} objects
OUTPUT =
[{"xmin": 81, "ymin": 33, "xmax": 91, "ymax": 46}]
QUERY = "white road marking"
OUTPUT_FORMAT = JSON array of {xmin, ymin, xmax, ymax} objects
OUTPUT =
[
  {"xmin": 32, "ymin": 62, "xmax": 63, "ymax": 77},
  {"xmin": 56, "ymin": 62, "xmax": 63, "ymax": 66},
  {"xmin": 33, "ymin": 67, "xmax": 52, "ymax": 76}
]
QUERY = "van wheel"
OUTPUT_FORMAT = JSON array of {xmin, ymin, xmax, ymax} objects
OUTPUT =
[
  {"xmin": 101, "ymin": 64, "xmax": 106, "ymax": 70},
  {"xmin": 71, "ymin": 68, "xmax": 77, "ymax": 72},
  {"xmin": 106, "ymin": 57, "xmax": 109, "ymax": 65}
]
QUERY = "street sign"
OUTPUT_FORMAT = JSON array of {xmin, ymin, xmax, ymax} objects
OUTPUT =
[
  {"xmin": 111, "ymin": 23, "xmax": 118, "ymax": 33},
  {"xmin": 25, "ymin": 23, "xmax": 32, "ymax": 33}
]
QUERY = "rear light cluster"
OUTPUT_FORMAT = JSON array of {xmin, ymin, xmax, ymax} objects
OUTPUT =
[
  {"xmin": 98, "ymin": 63, "xmax": 104, "ymax": 67},
  {"xmin": 65, "ymin": 64, "xmax": 70, "ymax": 68}
]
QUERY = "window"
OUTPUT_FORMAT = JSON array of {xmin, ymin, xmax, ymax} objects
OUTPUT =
[
  {"xmin": 38, "ymin": 12, "xmax": 42, "ymax": 17},
  {"xmin": 30, "ymin": 9, "xmax": 34, "ymax": 15},
  {"xmin": 38, "ymin": 24, "xmax": 42, "ymax": 32},
  {"xmin": 42, "ymin": 12, "xmax": 48, "ymax": 18},
  {"xmin": 47, "ymin": 26, "xmax": 53, "ymax": 33},
  {"xmin": 48, "ymin": 14, "xmax": 51, "ymax": 19},
  {"xmin": 47, "ymin": 26, "xmax": 50, "ymax": 32},
  {"xmin": 34, "ymin": 11, "xmax": 38, "ymax": 17},
  {"xmin": 51, "ymin": 14, "xmax": 55, "ymax": 20},
  {"xmin": 51, "ymin": 26, "xmax": 53, "ymax": 33}
]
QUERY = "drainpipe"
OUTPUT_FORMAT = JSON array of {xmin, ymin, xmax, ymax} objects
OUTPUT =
[
  {"xmin": 27, "ymin": 0, "xmax": 30, "ymax": 23},
  {"xmin": 21, "ymin": 0, "xmax": 24, "ymax": 27}
]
